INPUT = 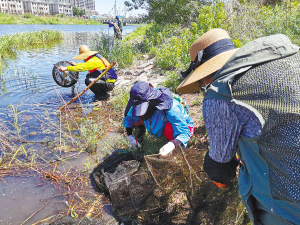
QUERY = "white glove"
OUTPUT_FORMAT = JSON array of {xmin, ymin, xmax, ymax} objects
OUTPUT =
[
  {"xmin": 128, "ymin": 135, "xmax": 141, "ymax": 148},
  {"xmin": 159, "ymin": 142, "xmax": 175, "ymax": 156}
]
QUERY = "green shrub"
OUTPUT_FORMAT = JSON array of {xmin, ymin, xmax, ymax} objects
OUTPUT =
[
  {"xmin": 161, "ymin": 70, "xmax": 184, "ymax": 92},
  {"xmin": 94, "ymin": 35, "xmax": 135, "ymax": 69},
  {"xmin": 23, "ymin": 13, "xmax": 33, "ymax": 19},
  {"xmin": 110, "ymin": 88, "xmax": 130, "ymax": 112}
]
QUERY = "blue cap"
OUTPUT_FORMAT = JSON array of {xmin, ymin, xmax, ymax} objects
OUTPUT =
[{"xmin": 124, "ymin": 82, "xmax": 173, "ymax": 117}]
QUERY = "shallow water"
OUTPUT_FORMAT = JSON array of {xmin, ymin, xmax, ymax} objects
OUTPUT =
[
  {"xmin": 0, "ymin": 24, "xmax": 136, "ymax": 224},
  {"xmin": 0, "ymin": 24, "xmax": 136, "ymax": 37}
]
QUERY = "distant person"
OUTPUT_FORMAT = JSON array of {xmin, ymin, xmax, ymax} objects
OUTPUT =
[
  {"xmin": 123, "ymin": 81, "xmax": 194, "ymax": 155},
  {"xmin": 177, "ymin": 28, "xmax": 300, "ymax": 225},
  {"xmin": 116, "ymin": 16, "xmax": 123, "ymax": 33},
  {"xmin": 109, "ymin": 21, "xmax": 122, "ymax": 40},
  {"xmin": 58, "ymin": 45, "xmax": 117, "ymax": 100}
]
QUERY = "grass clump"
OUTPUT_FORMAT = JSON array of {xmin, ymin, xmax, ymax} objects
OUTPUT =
[
  {"xmin": 0, "ymin": 30, "xmax": 63, "ymax": 64},
  {"xmin": 0, "ymin": 12, "xmax": 103, "ymax": 25},
  {"xmin": 109, "ymin": 88, "xmax": 130, "ymax": 112},
  {"xmin": 93, "ymin": 34, "xmax": 136, "ymax": 69}
]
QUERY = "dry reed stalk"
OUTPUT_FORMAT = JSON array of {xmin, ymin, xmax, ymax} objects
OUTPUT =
[{"xmin": 21, "ymin": 201, "xmax": 50, "ymax": 225}]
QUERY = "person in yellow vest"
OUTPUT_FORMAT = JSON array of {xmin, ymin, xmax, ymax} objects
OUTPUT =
[{"xmin": 58, "ymin": 45, "xmax": 117, "ymax": 100}]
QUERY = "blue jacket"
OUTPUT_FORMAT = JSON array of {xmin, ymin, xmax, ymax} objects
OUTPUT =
[{"xmin": 123, "ymin": 99, "xmax": 194, "ymax": 147}]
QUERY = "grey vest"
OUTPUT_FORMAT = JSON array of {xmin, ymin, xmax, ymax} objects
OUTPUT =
[{"xmin": 205, "ymin": 34, "xmax": 300, "ymax": 224}]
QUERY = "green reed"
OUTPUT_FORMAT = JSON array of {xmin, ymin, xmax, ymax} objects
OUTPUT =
[
  {"xmin": 0, "ymin": 12, "xmax": 103, "ymax": 25},
  {"xmin": 0, "ymin": 30, "xmax": 63, "ymax": 58}
]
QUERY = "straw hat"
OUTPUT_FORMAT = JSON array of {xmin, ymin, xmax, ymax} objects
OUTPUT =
[
  {"xmin": 73, "ymin": 45, "xmax": 98, "ymax": 60},
  {"xmin": 176, "ymin": 29, "xmax": 238, "ymax": 94}
]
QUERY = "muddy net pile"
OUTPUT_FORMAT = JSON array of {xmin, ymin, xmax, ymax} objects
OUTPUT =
[{"xmin": 91, "ymin": 148, "xmax": 247, "ymax": 225}]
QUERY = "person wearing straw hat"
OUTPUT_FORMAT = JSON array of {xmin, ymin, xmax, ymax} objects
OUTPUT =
[
  {"xmin": 123, "ymin": 81, "xmax": 194, "ymax": 155},
  {"xmin": 58, "ymin": 45, "xmax": 117, "ymax": 100},
  {"xmin": 177, "ymin": 28, "xmax": 300, "ymax": 224}
]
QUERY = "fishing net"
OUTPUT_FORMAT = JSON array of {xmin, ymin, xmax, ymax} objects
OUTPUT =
[
  {"xmin": 92, "ymin": 147, "xmax": 207, "ymax": 224},
  {"xmin": 52, "ymin": 61, "xmax": 79, "ymax": 87}
]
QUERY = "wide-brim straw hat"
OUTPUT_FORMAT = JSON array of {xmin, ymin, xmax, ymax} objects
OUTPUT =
[
  {"xmin": 73, "ymin": 45, "xmax": 98, "ymax": 60},
  {"xmin": 177, "ymin": 29, "xmax": 238, "ymax": 94}
]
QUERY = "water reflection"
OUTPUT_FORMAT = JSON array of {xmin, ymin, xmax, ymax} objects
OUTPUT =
[
  {"xmin": 0, "ymin": 27, "xmax": 135, "ymax": 224},
  {"xmin": 0, "ymin": 176, "xmax": 65, "ymax": 225}
]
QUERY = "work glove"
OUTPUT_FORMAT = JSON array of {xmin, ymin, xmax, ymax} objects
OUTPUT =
[
  {"xmin": 159, "ymin": 142, "xmax": 175, "ymax": 156},
  {"xmin": 128, "ymin": 135, "xmax": 141, "ymax": 149},
  {"xmin": 58, "ymin": 66, "xmax": 68, "ymax": 72},
  {"xmin": 204, "ymin": 152, "xmax": 238, "ymax": 188}
]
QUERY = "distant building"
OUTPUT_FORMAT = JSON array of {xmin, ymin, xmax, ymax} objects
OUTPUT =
[
  {"xmin": 23, "ymin": 0, "xmax": 50, "ymax": 15},
  {"xmin": 0, "ymin": 0, "xmax": 24, "ymax": 14},
  {"xmin": 49, "ymin": 1, "xmax": 72, "ymax": 16},
  {"xmin": 74, "ymin": 0, "xmax": 94, "ymax": 10},
  {"xmin": 0, "ymin": 0, "xmax": 96, "ymax": 17},
  {"xmin": 0, "ymin": 0, "xmax": 9, "ymax": 13}
]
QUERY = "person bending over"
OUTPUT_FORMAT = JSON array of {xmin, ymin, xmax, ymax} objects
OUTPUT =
[
  {"xmin": 123, "ymin": 81, "xmax": 194, "ymax": 156},
  {"xmin": 177, "ymin": 28, "xmax": 300, "ymax": 225},
  {"xmin": 59, "ymin": 45, "xmax": 117, "ymax": 100}
]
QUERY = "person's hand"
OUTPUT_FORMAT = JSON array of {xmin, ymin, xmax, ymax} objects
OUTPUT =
[
  {"xmin": 58, "ymin": 66, "xmax": 68, "ymax": 72},
  {"xmin": 128, "ymin": 135, "xmax": 141, "ymax": 148},
  {"xmin": 69, "ymin": 61, "xmax": 77, "ymax": 66},
  {"xmin": 159, "ymin": 142, "xmax": 175, "ymax": 156}
]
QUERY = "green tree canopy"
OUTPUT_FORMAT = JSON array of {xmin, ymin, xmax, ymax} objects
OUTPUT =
[
  {"xmin": 73, "ymin": 6, "xmax": 80, "ymax": 16},
  {"xmin": 125, "ymin": 0, "xmax": 206, "ymax": 26},
  {"xmin": 73, "ymin": 6, "xmax": 85, "ymax": 16}
]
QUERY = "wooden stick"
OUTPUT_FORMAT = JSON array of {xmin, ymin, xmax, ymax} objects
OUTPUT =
[{"xmin": 59, "ymin": 62, "xmax": 116, "ymax": 111}]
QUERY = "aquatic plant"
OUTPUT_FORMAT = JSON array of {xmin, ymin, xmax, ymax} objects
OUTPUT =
[
  {"xmin": 0, "ymin": 12, "xmax": 103, "ymax": 25},
  {"xmin": 7, "ymin": 105, "xmax": 25, "ymax": 137},
  {"xmin": 0, "ymin": 30, "xmax": 63, "ymax": 61}
]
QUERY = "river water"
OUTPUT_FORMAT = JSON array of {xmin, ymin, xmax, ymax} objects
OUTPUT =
[{"xmin": 0, "ymin": 24, "xmax": 138, "ymax": 225}]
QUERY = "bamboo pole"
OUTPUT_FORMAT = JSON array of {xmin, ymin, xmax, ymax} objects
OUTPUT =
[{"xmin": 59, "ymin": 62, "xmax": 116, "ymax": 111}]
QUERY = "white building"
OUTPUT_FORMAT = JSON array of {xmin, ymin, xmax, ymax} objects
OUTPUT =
[
  {"xmin": 74, "ymin": 0, "xmax": 94, "ymax": 10},
  {"xmin": 0, "ymin": 0, "xmax": 24, "ymax": 14},
  {"xmin": 23, "ymin": 0, "xmax": 50, "ymax": 15},
  {"xmin": 49, "ymin": 1, "xmax": 72, "ymax": 16},
  {"xmin": 0, "ymin": 0, "xmax": 95, "ymax": 16},
  {"xmin": 0, "ymin": 0, "xmax": 9, "ymax": 13}
]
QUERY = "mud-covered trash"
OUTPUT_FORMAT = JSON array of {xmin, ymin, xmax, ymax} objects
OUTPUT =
[
  {"xmin": 92, "ymin": 154, "xmax": 166, "ymax": 220},
  {"xmin": 91, "ymin": 149, "xmax": 135, "ymax": 194},
  {"xmin": 91, "ymin": 147, "xmax": 249, "ymax": 225}
]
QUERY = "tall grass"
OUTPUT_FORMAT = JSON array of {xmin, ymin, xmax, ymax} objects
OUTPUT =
[
  {"xmin": 227, "ymin": 2, "xmax": 300, "ymax": 46},
  {"xmin": 0, "ymin": 30, "xmax": 63, "ymax": 62},
  {"xmin": 0, "ymin": 12, "xmax": 103, "ymax": 25},
  {"xmin": 93, "ymin": 34, "xmax": 135, "ymax": 69}
]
